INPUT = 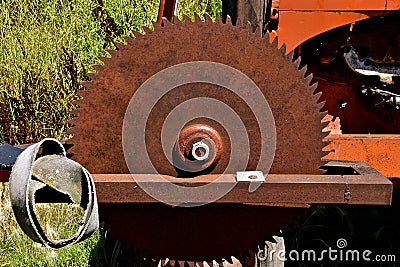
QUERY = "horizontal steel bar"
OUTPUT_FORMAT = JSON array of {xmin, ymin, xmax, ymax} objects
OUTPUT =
[{"xmin": 93, "ymin": 161, "xmax": 392, "ymax": 206}]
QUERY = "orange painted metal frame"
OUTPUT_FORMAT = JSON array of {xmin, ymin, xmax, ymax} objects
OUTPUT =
[
  {"xmin": 274, "ymin": 0, "xmax": 400, "ymax": 52},
  {"xmin": 279, "ymin": 0, "xmax": 400, "ymax": 11},
  {"xmin": 275, "ymin": 2, "xmax": 400, "ymax": 180},
  {"xmin": 275, "ymin": 11, "xmax": 369, "ymax": 52},
  {"xmin": 324, "ymin": 135, "xmax": 400, "ymax": 178}
]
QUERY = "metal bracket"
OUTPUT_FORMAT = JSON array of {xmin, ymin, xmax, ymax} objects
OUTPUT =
[{"xmin": 235, "ymin": 171, "xmax": 265, "ymax": 182}]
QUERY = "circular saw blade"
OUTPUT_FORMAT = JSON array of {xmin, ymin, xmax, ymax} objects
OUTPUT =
[
  {"xmin": 68, "ymin": 15, "xmax": 326, "ymax": 176},
  {"xmin": 67, "ymin": 15, "xmax": 327, "ymax": 259}
]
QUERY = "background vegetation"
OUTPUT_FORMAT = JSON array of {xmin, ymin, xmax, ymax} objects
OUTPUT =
[{"xmin": 0, "ymin": 0, "xmax": 221, "ymax": 145}]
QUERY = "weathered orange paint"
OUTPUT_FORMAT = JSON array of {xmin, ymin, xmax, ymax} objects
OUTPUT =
[
  {"xmin": 276, "ymin": 11, "xmax": 370, "ymax": 52},
  {"xmin": 388, "ymin": 0, "xmax": 400, "ymax": 9},
  {"xmin": 280, "ymin": 0, "xmax": 400, "ymax": 11},
  {"xmin": 324, "ymin": 134, "xmax": 400, "ymax": 178}
]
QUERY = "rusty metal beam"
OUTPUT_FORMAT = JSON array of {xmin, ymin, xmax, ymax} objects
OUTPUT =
[{"xmin": 93, "ymin": 161, "xmax": 392, "ymax": 205}]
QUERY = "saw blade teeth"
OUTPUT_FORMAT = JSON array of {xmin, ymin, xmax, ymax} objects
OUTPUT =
[
  {"xmin": 304, "ymin": 73, "xmax": 313, "ymax": 85},
  {"xmin": 313, "ymin": 90, "xmax": 323, "ymax": 103},
  {"xmin": 322, "ymin": 130, "xmax": 331, "ymax": 141},
  {"xmin": 178, "ymin": 260, "xmax": 185, "ymax": 267},
  {"xmin": 319, "ymin": 109, "xmax": 329, "ymax": 120},
  {"xmin": 322, "ymin": 140, "xmax": 331, "ymax": 149},
  {"xmin": 271, "ymin": 34, "xmax": 278, "ymax": 47},
  {"xmin": 80, "ymin": 81, "xmax": 91, "ymax": 90},
  {"xmin": 287, "ymin": 49, "xmax": 294, "ymax": 61},
  {"xmin": 253, "ymin": 25, "xmax": 261, "ymax": 36},
  {"xmin": 170, "ymin": 15, "xmax": 178, "ymax": 24},
  {"xmin": 162, "ymin": 17, "xmax": 172, "ymax": 26},
  {"xmin": 65, "ymin": 139, "xmax": 74, "ymax": 149},
  {"xmin": 132, "ymin": 29, "xmax": 144, "ymax": 38},
  {"xmin": 235, "ymin": 16, "xmax": 242, "ymax": 27},
  {"xmin": 316, "ymin": 97, "xmax": 326, "ymax": 111},
  {"xmin": 142, "ymin": 25, "xmax": 153, "ymax": 34},
  {"xmin": 322, "ymin": 140, "xmax": 331, "ymax": 150},
  {"xmin": 123, "ymin": 35, "xmax": 135, "ymax": 45},
  {"xmin": 73, "ymin": 99, "xmax": 83, "ymax": 108},
  {"xmin": 105, "ymin": 48, "xmax": 117, "ymax": 58},
  {"xmin": 169, "ymin": 260, "xmax": 176, "ymax": 266},
  {"xmin": 280, "ymin": 43, "xmax": 287, "ymax": 55},
  {"xmin": 194, "ymin": 13, "xmax": 203, "ymax": 22},
  {"xmin": 299, "ymin": 64, "xmax": 307, "ymax": 78},
  {"xmin": 225, "ymin": 15, "xmax": 233, "ymax": 26},
  {"xmin": 214, "ymin": 15, "xmax": 223, "ymax": 24},
  {"xmin": 310, "ymin": 82, "xmax": 319, "ymax": 95},
  {"xmin": 204, "ymin": 13, "xmax": 213, "ymax": 23},
  {"xmin": 114, "ymin": 41, "xmax": 124, "ymax": 49},
  {"xmin": 321, "ymin": 150, "xmax": 330, "ymax": 158},
  {"xmin": 182, "ymin": 14, "xmax": 192, "ymax": 23},
  {"xmin": 322, "ymin": 139, "xmax": 331, "ymax": 151},
  {"xmin": 223, "ymin": 257, "xmax": 234, "ymax": 265},
  {"xmin": 152, "ymin": 20, "xmax": 162, "ymax": 30},
  {"xmin": 187, "ymin": 261, "xmax": 195, "ymax": 267},
  {"xmin": 99, "ymin": 56, "xmax": 112, "ymax": 65},
  {"xmin": 246, "ymin": 21, "xmax": 252, "ymax": 32},
  {"xmin": 196, "ymin": 262, "xmax": 204, "ymax": 267},
  {"xmin": 321, "ymin": 120, "xmax": 329, "ymax": 130},
  {"xmin": 263, "ymin": 30, "xmax": 270, "ymax": 40},
  {"xmin": 92, "ymin": 64, "xmax": 104, "ymax": 72},
  {"xmin": 67, "ymin": 116, "xmax": 79, "ymax": 126},
  {"xmin": 293, "ymin": 56, "xmax": 301, "ymax": 69}
]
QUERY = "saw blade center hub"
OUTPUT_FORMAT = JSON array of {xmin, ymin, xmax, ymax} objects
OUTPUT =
[
  {"xmin": 191, "ymin": 141, "xmax": 210, "ymax": 161},
  {"xmin": 174, "ymin": 124, "xmax": 223, "ymax": 173}
]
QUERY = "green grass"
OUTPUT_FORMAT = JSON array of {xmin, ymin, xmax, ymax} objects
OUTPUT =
[
  {"xmin": 0, "ymin": 183, "xmax": 105, "ymax": 267},
  {"xmin": 0, "ymin": 0, "xmax": 222, "ymax": 145}
]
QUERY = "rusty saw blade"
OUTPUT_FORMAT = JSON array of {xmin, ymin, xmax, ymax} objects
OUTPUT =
[{"xmin": 67, "ymin": 14, "xmax": 327, "ymax": 259}]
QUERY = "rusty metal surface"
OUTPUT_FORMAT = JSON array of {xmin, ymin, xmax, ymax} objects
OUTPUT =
[
  {"xmin": 236, "ymin": 0, "xmax": 268, "ymax": 32},
  {"xmin": 325, "ymin": 134, "xmax": 400, "ymax": 178},
  {"xmin": 68, "ymin": 16, "xmax": 326, "ymax": 176},
  {"xmin": 97, "ymin": 161, "xmax": 392, "ymax": 259},
  {"xmin": 100, "ymin": 203, "xmax": 304, "ymax": 260},
  {"xmin": 68, "ymin": 16, "xmax": 326, "ymax": 260},
  {"xmin": 174, "ymin": 124, "xmax": 223, "ymax": 174},
  {"xmin": 93, "ymin": 161, "xmax": 392, "ymax": 205}
]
